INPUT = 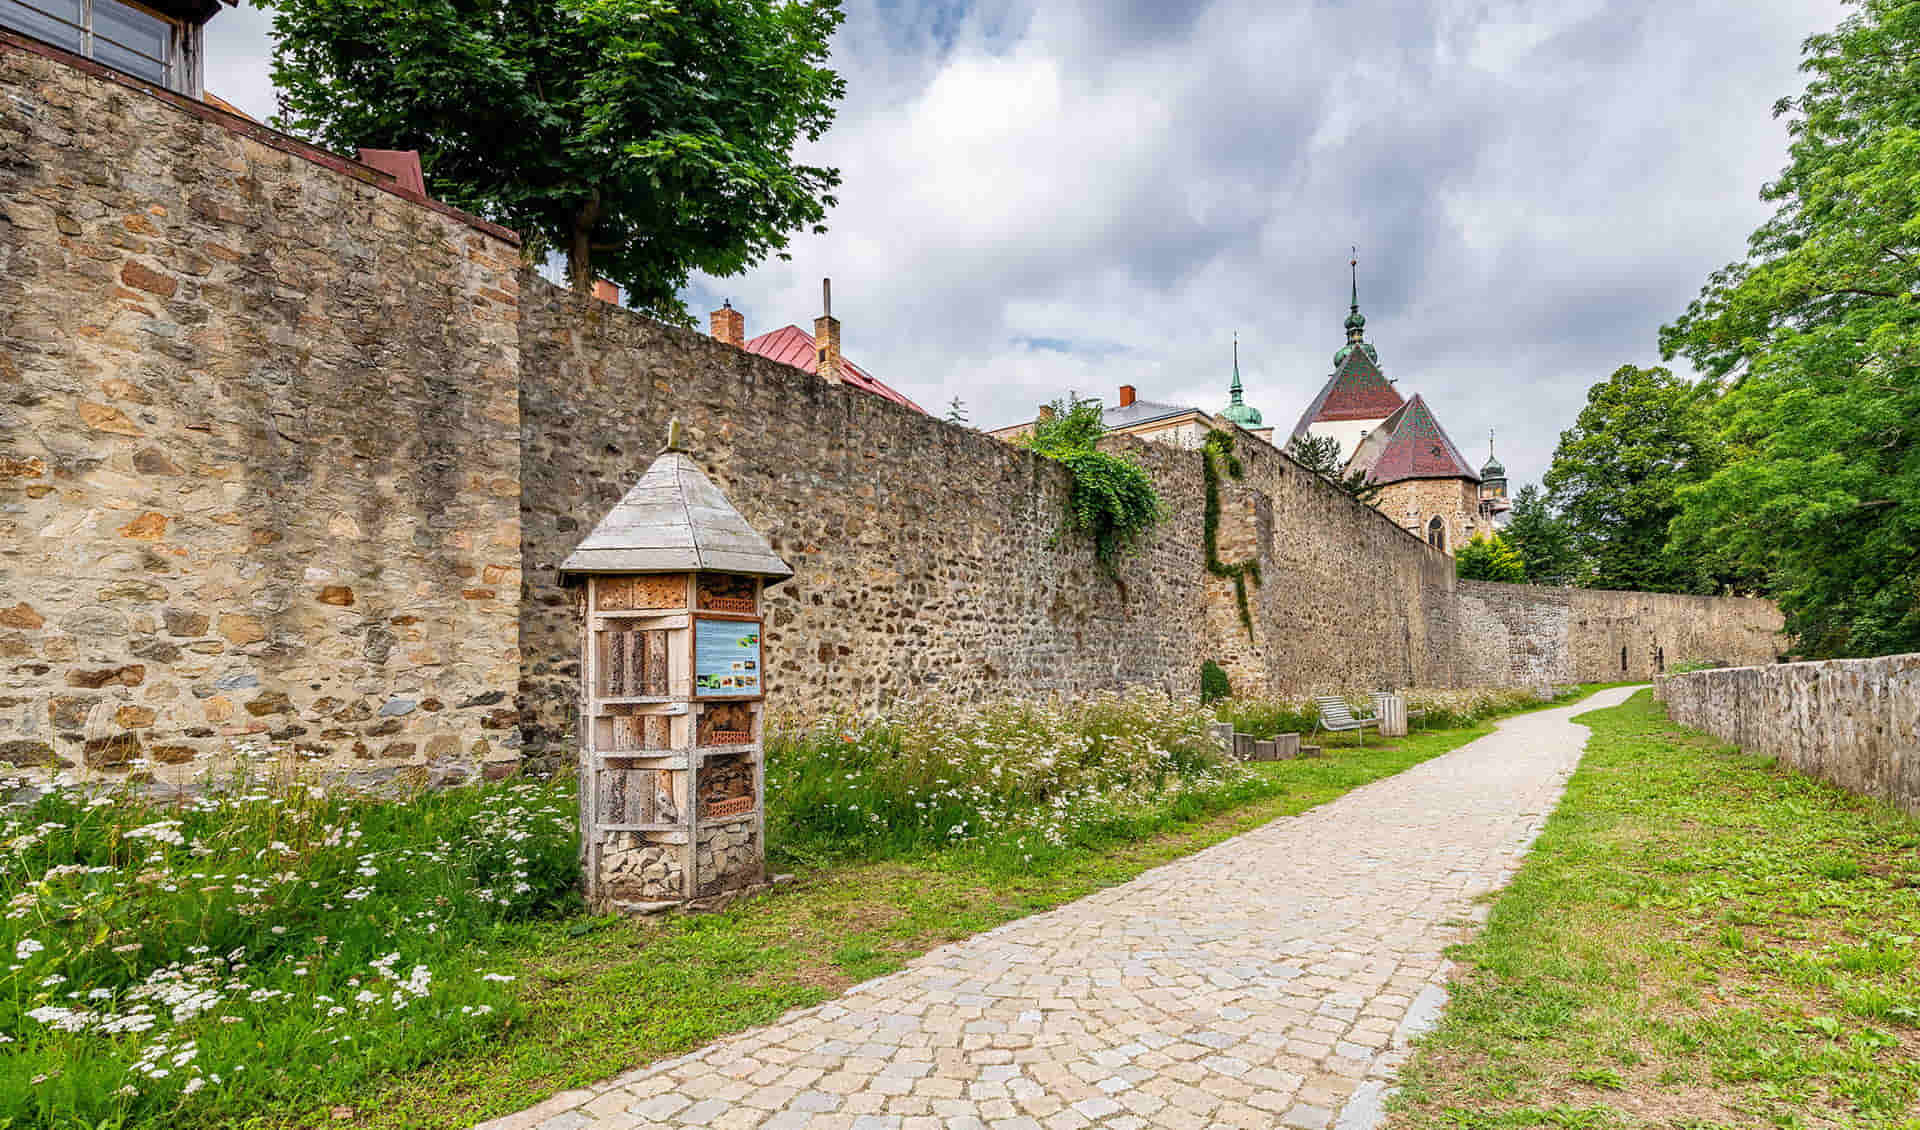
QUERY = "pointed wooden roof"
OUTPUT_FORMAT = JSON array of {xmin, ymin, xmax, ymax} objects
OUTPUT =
[
  {"xmin": 1357, "ymin": 395, "xmax": 1480, "ymax": 484},
  {"xmin": 1288, "ymin": 347, "xmax": 1405, "ymax": 440},
  {"xmin": 559, "ymin": 449, "xmax": 794, "ymax": 581}
]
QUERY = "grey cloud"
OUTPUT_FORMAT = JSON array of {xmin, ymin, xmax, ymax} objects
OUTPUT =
[{"xmin": 199, "ymin": 0, "xmax": 1847, "ymax": 486}]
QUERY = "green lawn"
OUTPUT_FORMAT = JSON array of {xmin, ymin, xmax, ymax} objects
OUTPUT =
[
  {"xmin": 1391, "ymin": 689, "xmax": 1920, "ymax": 1129},
  {"xmin": 265, "ymin": 700, "xmax": 1593, "ymax": 1130}
]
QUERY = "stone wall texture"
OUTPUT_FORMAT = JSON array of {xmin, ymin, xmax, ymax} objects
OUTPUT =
[
  {"xmin": 1658, "ymin": 655, "xmax": 1920, "ymax": 816},
  {"xmin": 0, "ymin": 39, "xmax": 1788, "ymax": 783},
  {"xmin": 0, "ymin": 39, "xmax": 524, "ymax": 787}
]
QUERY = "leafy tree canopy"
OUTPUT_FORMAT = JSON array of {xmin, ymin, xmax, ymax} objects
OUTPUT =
[
  {"xmin": 1543, "ymin": 365, "xmax": 1724, "ymax": 593},
  {"xmin": 1455, "ymin": 533, "xmax": 1527, "ymax": 583},
  {"xmin": 1284, "ymin": 433, "xmax": 1384, "ymax": 504},
  {"xmin": 1501, "ymin": 484, "xmax": 1582, "ymax": 587},
  {"xmin": 1662, "ymin": 0, "xmax": 1920, "ymax": 656},
  {"xmin": 260, "ymin": 0, "xmax": 845, "ymax": 322}
]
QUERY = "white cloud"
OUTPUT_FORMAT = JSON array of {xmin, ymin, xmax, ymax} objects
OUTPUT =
[{"xmin": 199, "ymin": 0, "xmax": 1850, "ymax": 483}]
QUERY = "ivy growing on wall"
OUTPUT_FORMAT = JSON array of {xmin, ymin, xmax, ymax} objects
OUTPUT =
[
  {"xmin": 1020, "ymin": 395, "xmax": 1165, "ymax": 575},
  {"xmin": 1203, "ymin": 428, "xmax": 1262, "ymax": 639}
]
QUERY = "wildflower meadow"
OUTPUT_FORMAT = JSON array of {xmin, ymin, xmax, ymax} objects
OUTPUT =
[{"xmin": 1, "ymin": 767, "xmax": 577, "ymax": 1129}]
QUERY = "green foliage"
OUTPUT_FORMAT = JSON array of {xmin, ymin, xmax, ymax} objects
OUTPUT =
[
  {"xmin": 1202, "ymin": 429, "xmax": 1263, "ymax": 637},
  {"xmin": 1543, "ymin": 365, "xmax": 1726, "ymax": 593},
  {"xmin": 259, "ymin": 0, "xmax": 845, "ymax": 321},
  {"xmin": 1021, "ymin": 396, "xmax": 1165, "ymax": 573},
  {"xmin": 944, "ymin": 397, "xmax": 968, "ymax": 426},
  {"xmin": 1667, "ymin": 658, "xmax": 1726, "ymax": 674},
  {"xmin": 1454, "ymin": 532, "xmax": 1527, "ymax": 583},
  {"xmin": 1284, "ymin": 432, "xmax": 1385, "ymax": 504},
  {"xmin": 0, "ymin": 771, "xmax": 578, "ymax": 1128},
  {"xmin": 1199, "ymin": 660, "xmax": 1232, "ymax": 704},
  {"xmin": 1501, "ymin": 483, "xmax": 1582, "ymax": 586},
  {"xmin": 1659, "ymin": 0, "xmax": 1920, "ymax": 656}
]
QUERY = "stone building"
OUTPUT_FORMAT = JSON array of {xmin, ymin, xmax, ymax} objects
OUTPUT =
[
  {"xmin": 1290, "ymin": 267, "xmax": 1487, "ymax": 553},
  {"xmin": 986, "ymin": 342, "xmax": 1275, "ymax": 450}
]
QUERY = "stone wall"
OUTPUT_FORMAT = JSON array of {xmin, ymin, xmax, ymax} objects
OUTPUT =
[
  {"xmin": 1456, "ymin": 582, "xmax": 1784, "ymax": 687},
  {"xmin": 0, "ymin": 36, "xmax": 524, "ymax": 787},
  {"xmin": 1, "ymin": 35, "xmax": 1790, "ymax": 785},
  {"xmin": 517, "ymin": 278, "xmax": 1209, "ymax": 752},
  {"xmin": 1658, "ymin": 655, "xmax": 1920, "ymax": 816}
]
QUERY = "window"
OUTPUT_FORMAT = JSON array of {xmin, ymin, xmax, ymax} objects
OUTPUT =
[
  {"xmin": 1, "ymin": 0, "xmax": 194, "ymax": 94},
  {"xmin": 1426, "ymin": 516, "xmax": 1445, "ymax": 550}
]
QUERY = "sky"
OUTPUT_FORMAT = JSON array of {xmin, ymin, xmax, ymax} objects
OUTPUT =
[{"xmin": 205, "ymin": 0, "xmax": 1849, "ymax": 486}]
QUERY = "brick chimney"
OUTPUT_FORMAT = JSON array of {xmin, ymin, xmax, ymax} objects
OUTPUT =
[
  {"xmin": 1119, "ymin": 384, "xmax": 1136, "ymax": 408},
  {"xmin": 813, "ymin": 278, "xmax": 842, "ymax": 385},
  {"xmin": 710, "ymin": 300, "xmax": 745, "ymax": 346},
  {"xmin": 592, "ymin": 279, "xmax": 619, "ymax": 304},
  {"xmin": 1037, "ymin": 403, "xmax": 1056, "ymax": 423}
]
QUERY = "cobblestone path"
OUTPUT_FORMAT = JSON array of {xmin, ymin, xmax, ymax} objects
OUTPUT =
[{"xmin": 479, "ymin": 687, "xmax": 1638, "ymax": 1130}]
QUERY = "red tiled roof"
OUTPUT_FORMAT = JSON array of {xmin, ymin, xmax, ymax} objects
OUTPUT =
[
  {"xmin": 742, "ymin": 325, "xmax": 926, "ymax": 414},
  {"xmin": 1289, "ymin": 349, "xmax": 1405, "ymax": 440},
  {"xmin": 1362, "ymin": 395, "xmax": 1480, "ymax": 484}
]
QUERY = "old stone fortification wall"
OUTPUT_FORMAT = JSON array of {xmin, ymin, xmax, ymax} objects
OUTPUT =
[
  {"xmin": 1658, "ymin": 655, "xmax": 1920, "ymax": 816},
  {"xmin": 517, "ymin": 277, "xmax": 1209, "ymax": 751},
  {"xmin": 0, "ymin": 38, "xmax": 524, "ymax": 787},
  {"xmin": 1, "ymin": 36, "xmax": 1788, "ymax": 782},
  {"xmin": 1455, "ymin": 582, "xmax": 1784, "ymax": 686}
]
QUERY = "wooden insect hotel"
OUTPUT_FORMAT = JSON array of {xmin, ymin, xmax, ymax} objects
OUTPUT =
[{"xmin": 559, "ymin": 426, "xmax": 792, "ymax": 911}]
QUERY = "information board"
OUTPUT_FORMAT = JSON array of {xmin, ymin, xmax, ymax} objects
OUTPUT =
[{"xmin": 694, "ymin": 618, "xmax": 762, "ymax": 697}]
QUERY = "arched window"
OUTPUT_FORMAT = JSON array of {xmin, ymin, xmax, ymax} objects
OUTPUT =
[{"xmin": 1427, "ymin": 516, "xmax": 1445, "ymax": 550}]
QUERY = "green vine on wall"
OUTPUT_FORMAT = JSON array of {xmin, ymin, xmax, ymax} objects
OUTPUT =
[
  {"xmin": 1020, "ymin": 395, "xmax": 1165, "ymax": 577},
  {"xmin": 1203, "ymin": 428, "xmax": 1262, "ymax": 639}
]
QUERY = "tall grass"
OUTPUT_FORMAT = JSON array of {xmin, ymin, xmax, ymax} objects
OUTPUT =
[
  {"xmin": 1215, "ymin": 686, "xmax": 1549, "ymax": 738},
  {"xmin": 765, "ymin": 689, "xmax": 1266, "ymax": 868},
  {"xmin": 0, "ymin": 762, "xmax": 577, "ymax": 1129}
]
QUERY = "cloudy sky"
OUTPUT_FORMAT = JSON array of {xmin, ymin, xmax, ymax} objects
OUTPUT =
[{"xmin": 207, "ymin": 0, "xmax": 1846, "ymax": 486}]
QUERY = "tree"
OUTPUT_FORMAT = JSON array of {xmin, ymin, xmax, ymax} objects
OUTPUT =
[
  {"xmin": 945, "ymin": 397, "xmax": 969, "ymax": 426},
  {"xmin": 1018, "ymin": 395, "xmax": 1163, "ymax": 573},
  {"xmin": 260, "ymin": 0, "xmax": 846, "ymax": 321},
  {"xmin": 1543, "ymin": 365, "xmax": 1724, "ymax": 593},
  {"xmin": 1501, "ymin": 484, "xmax": 1581, "ymax": 586},
  {"xmin": 1284, "ymin": 433, "xmax": 1383, "ymax": 504},
  {"xmin": 1454, "ymin": 533, "xmax": 1526, "ymax": 583},
  {"xmin": 1661, "ymin": 0, "xmax": 1920, "ymax": 656}
]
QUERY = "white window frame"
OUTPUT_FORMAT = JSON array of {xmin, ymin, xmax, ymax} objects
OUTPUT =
[{"xmin": 1, "ymin": 0, "xmax": 200, "ymax": 97}]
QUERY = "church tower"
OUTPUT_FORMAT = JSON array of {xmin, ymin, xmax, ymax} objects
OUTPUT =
[
  {"xmin": 1288, "ymin": 253, "xmax": 1403, "ymax": 460},
  {"xmin": 1220, "ymin": 335, "xmax": 1264, "ymax": 431}
]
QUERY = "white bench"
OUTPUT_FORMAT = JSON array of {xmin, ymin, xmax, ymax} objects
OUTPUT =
[{"xmin": 1313, "ymin": 695, "xmax": 1377, "ymax": 746}]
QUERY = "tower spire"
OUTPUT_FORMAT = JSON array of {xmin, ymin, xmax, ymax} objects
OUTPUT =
[
  {"xmin": 1229, "ymin": 333, "xmax": 1244, "ymax": 405},
  {"xmin": 1350, "ymin": 246, "xmax": 1359, "ymax": 315}
]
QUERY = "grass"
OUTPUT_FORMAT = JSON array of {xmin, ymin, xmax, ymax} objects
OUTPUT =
[
  {"xmin": 2, "ymin": 685, "xmax": 1599, "ymax": 1130},
  {"xmin": 264, "ymin": 696, "xmax": 1599, "ymax": 1130},
  {"xmin": 1390, "ymin": 689, "xmax": 1920, "ymax": 1130}
]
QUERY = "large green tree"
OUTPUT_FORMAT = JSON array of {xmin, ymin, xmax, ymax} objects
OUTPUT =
[
  {"xmin": 1454, "ymin": 533, "xmax": 1526, "ymax": 583},
  {"xmin": 1501, "ymin": 484, "xmax": 1581, "ymax": 586},
  {"xmin": 260, "ymin": 0, "xmax": 845, "ymax": 320},
  {"xmin": 1662, "ymin": 0, "xmax": 1920, "ymax": 655},
  {"xmin": 1543, "ymin": 365, "xmax": 1724, "ymax": 593}
]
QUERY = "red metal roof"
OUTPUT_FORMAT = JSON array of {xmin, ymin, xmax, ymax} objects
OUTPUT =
[
  {"xmin": 742, "ymin": 325, "xmax": 926, "ymax": 414},
  {"xmin": 1363, "ymin": 395, "xmax": 1480, "ymax": 484}
]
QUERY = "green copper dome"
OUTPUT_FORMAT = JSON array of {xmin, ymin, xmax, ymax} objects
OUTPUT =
[{"xmin": 1223, "ymin": 338, "xmax": 1264, "ymax": 427}]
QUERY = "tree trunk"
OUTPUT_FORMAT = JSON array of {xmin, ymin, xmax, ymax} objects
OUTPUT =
[{"xmin": 567, "ymin": 191, "xmax": 602, "ymax": 294}]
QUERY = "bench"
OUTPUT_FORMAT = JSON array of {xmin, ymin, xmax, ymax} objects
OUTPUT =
[{"xmin": 1313, "ymin": 695, "xmax": 1377, "ymax": 746}]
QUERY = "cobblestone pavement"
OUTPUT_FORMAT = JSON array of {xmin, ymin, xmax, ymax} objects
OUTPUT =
[{"xmin": 478, "ymin": 687, "xmax": 1638, "ymax": 1130}]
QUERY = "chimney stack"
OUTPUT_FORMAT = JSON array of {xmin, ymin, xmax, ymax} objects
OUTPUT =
[
  {"xmin": 813, "ymin": 278, "xmax": 842, "ymax": 384},
  {"xmin": 710, "ymin": 300, "xmax": 745, "ymax": 347},
  {"xmin": 1037, "ymin": 403, "xmax": 1056, "ymax": 424},
  {"xmin": 592, "ymin": 278, "xmax": 619, "ymax": 304},
  {"xmin": 1119, "ymin": 384, "xmax": 1136, "ymax": 408}
]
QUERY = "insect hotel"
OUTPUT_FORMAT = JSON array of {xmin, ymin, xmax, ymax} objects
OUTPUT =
[{"xmin": 559, "ymin": 427, "xmax": 792, "ymax": 911}]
